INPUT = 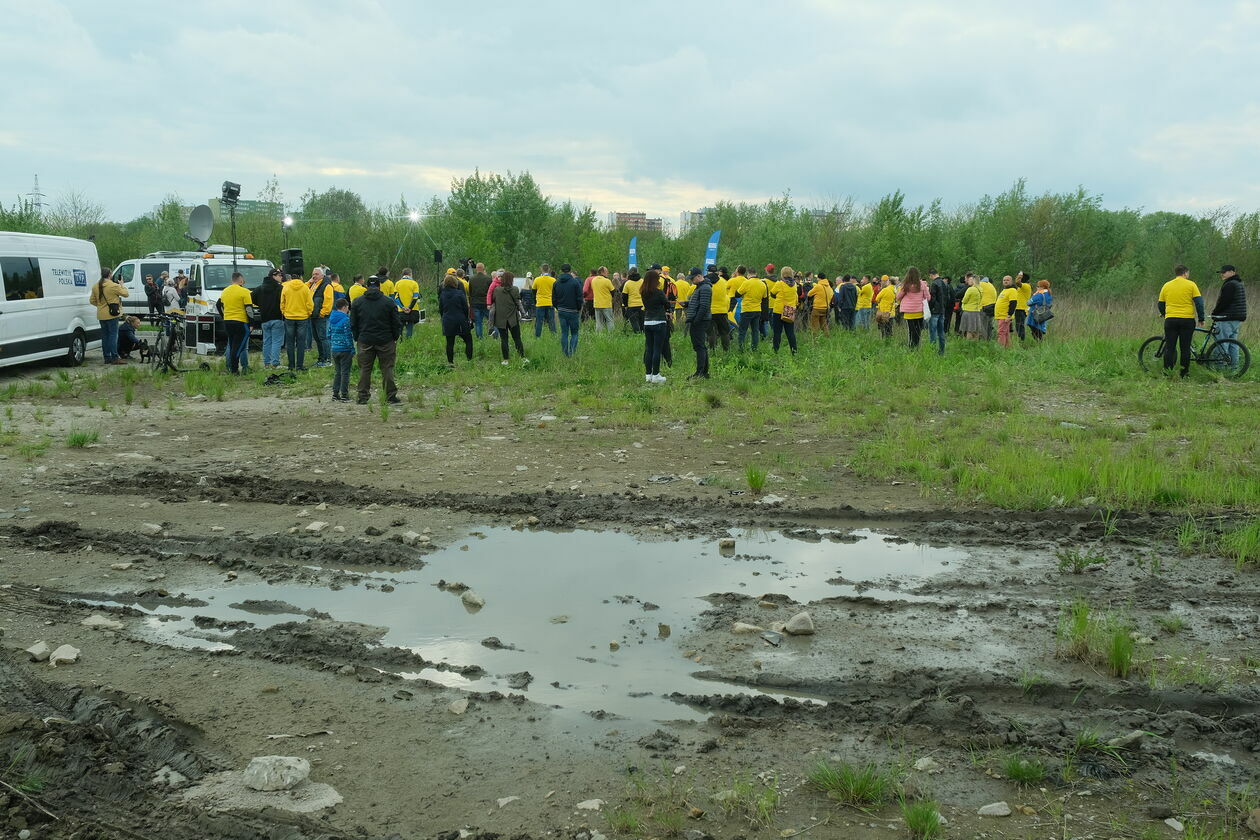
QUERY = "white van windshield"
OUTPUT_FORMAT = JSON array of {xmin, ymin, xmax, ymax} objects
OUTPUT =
[{"xmin": 203, "ymin": 263, "xmax": 272, "ymax": 290}]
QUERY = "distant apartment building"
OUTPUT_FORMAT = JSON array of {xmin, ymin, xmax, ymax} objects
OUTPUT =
[
  {"xmin": 679, "ymin": 207, "xmax": 715, "ymax": 234},
  {"xmin": 607, "ymin": 211, "xmax": 663, "ymax": 232},
  {"xmin": 208, "ymin": 198, "xmax": 284, "ymax": 220}
]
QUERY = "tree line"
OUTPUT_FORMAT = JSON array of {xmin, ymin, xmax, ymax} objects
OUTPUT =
[{"xmin": 3, "ymin": 173, "xmax": 1256, "ymax": 296}]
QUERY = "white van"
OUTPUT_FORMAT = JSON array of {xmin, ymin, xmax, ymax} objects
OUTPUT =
[
  {"xmin": 0, "ymin": 232, "xmax": 102, "ymax": 369},
  {"xmin": 113, "ymin": 247, "xmax": 275, "ymax": 354}
]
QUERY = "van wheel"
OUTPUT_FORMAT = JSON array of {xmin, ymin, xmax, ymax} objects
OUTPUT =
[{"xmin": 64, "ymin": 330, "xmax": 86, "ymax": 367}]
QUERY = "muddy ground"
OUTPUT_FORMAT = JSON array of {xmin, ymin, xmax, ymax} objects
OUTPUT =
[{"xmin": 0, "ymin": 382, "xmax": 1257, "ymax": 839}]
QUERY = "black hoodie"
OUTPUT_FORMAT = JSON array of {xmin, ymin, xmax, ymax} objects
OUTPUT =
[
  {"xmin": 252, "ymin": 276, "xmax": 284, "ymax": 322},
  {"xmin": 350, "ymin": 287, "xmax": 402, "ymax": 345}
]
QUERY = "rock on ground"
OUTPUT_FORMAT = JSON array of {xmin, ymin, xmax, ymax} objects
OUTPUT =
[
  {"xmin": 978, "ymin": 801, "xmax": 1012, "ymax": 817},
  {"xmin": 784, "ymin": 611, "xmax": 816, "ymax": 635},
  {"xmin": 25, "ymin": 641, "xmax": 50, "ymax": 662},
  {"xmin": 461, "ymin": 590, "xmax": 485, "ymax": 609},
  {"xmin": 732, "ymin": 622, "xmax": 764, "ymax": 634},
  {"xmin": 183, "ymin": 771, "xmax": 340, "ymax": 814},
  {"xmin": 81, "ymin": 614, "xmax": 124, "ymax": 631},
  {"xmin": 49, "ymin": 644, "xmax": 80, "ymax": 667},
  {"xmin": 242, "ymin": 756, "xmax": 310, "ymax": 791}
]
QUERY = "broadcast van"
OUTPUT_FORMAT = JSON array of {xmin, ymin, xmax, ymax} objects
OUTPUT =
[
  {"xmin": 0, "ymin": 232, "xmax": 102, "ymax": 369},
  {"xmin": 113, "ymin": 247, "xmax": 276, "ymax": 355}
]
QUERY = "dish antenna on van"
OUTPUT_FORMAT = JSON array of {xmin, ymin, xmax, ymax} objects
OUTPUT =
[{"xmin": 185, "ymin": 205, "xmax": 214, "ymax": 250}]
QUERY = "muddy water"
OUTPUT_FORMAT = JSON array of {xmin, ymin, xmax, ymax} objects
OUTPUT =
[{"xmin": 111, "ymin": 527, "xmax": 964, "ymax": 721}]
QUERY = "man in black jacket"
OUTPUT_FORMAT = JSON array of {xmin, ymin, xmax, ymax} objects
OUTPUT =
[
  {"xmin": 468, "ymin": 263, "xmax": 493, "ymax": 339},
  {"xmin": 552, "ymin": 264, "xmax": 584, "ymax": 357},
  {"xmin": 684, "ymin": 267, "xmax": 712, "ymax": 379},
  {"xmin": 350, "ymin": 275, "xmax": 403, "ymax": 404},
  {"xmin": 1211, "ymin": 264, "xmax": 1248, "ymax": 368},
  {"xmin": 836, "ymin": 275, "xmax": 858, "ymax": 330},
  {"xmin": 927, "ymin": 270, "xmax": 953, "ymax": 355},
  {"xmin": 253, "ymin": 268, "xmax": 285, "ymax": 369}
]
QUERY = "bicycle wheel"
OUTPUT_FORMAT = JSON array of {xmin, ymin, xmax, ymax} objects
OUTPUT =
[
  {"xmin": 150, "ymin": 332, "xmax": 169, "ymax": 373},
  {"xmin": 1138, "ymin": 336, "xmax": 1165, "ymax": 373},
  {"xmin": 1204, "ymin": 339, "xmax": 1250, "ymax": 378}
]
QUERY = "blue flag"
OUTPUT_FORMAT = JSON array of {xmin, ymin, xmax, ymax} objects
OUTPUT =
[
  {"xmin": 628, "ymin": 236, "xmax": 638, "ymax": 270},
  {"xmin": 704, "ymin": 230, "xmax": 721, "ymax": 269}
]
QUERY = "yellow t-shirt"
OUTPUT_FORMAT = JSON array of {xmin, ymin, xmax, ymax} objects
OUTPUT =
[
  {"xmin": 591, "ymin": 275, "xmax": 615, "ymax": 309},
  {"xmin": 875, "ymin": 285, "xmax": 896, "ymax": 314},
  {"xmin": 348, "ymin": 284, "xmax": 367, "ymax": 301},
  {"xmin": 709, "ymin": 278, "xmax": 729, "ymax": 314},
  {"xmin": 995, "ymin": 288, "xmax": 1018, "ymax": 320},
  {"xmin": 1159, "ymin": 276, "xmax": 1202, "ymax": 319},
  {"xmin": 808, "ymin": 281, "xmax": 832, "ymax": 310},
  {"xmin": 394, "ymin": 277, "xmax": 420, "ymax": 308},
  {"xmin": 623, "ymin": 278, "xmax": 643, "ymax": 308},
  {"xmin": 533, "ymin": 274, "xmax": 557, "ymax": 306},
  {"xmin": 740, "ymin": 278, "xmax": 767, "ymax": 313},
  {"xmin": 674, "ymin": 278, "xmax": 693, "ymax": 308},
  {"xmin": 979, "ymin": 280, "xmax": 998, "ymax": 307},
  {"xmin": 220, "ymin": 283, "xmax": 252, "ymax": 323},
  {"xmin": 961, "ymin": 285, "xmax": 982, "ymax": 312},
  {"xmin": 1016, "ymin": 282, "xmax": 1032, "ymax": 311},
  {"xmin": 771, "ymin": 280, "xmax": 799, "ymax": 312},
  {"xmin": 728, "ymin": 275, "xmax": 747, "ymax": 301},
  {"xmin": 379, "ymin": 279, "xmax": 395, "ymax": 297},
  {"xmin": 856, "ymin": 283, "xmax": 874, "ymax": 309},
  {"xmin": 460, "ymin": 278, "xmax": 470, "ymax": 299}
]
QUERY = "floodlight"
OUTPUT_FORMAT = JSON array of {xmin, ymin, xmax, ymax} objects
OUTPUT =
[{"xmin": 408, "ymin": 211, "xmax": 420, "ymax": 222}]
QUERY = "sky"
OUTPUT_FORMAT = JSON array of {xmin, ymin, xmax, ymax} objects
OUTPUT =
[{"xmin": 3, "ymin": 0, "xmax": 1259, "ymax": 227}]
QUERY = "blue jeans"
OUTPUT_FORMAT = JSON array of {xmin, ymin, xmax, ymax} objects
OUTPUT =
[
  {"xmin": 261, "ymin": 319, "xmax": 284, "ymax": 366},
  {"xmin": 285, "ymin": 319, "xmax": 309, "ymax": 369},
  {"xmin": 643, "ymin": 322, "xmax": 667, "ymax": 374},
  {"xmin": 738, "ymin": 314, "xmax": 761, "ymax": 350},
  {"xmin": 558, "ymin": 310, "xmax": 580, "ymax": 356},
  {"xmin": 928, "ymin": 313, "xmax": 947, "ymax": 355},
  {"xmin": 856, "ymin": 308, "xmax": 872, "ymax": 329},
  {"xmin": 225, "ymin": 321, "xmax": 249, "ymax": 373},
  {"xmin": 473, "ymin": 305, "xmax": 489, "ymax": 339},
  {"xmin": 310, "ymin": 316, "xmax": 329, "ymax": 363},
  {"xmin": 534, "ymin": 305, "xmax": 556, "ymax": 336},
  {"xmin": 1213, "ymin": 320, "xmax": 1241, "ymax": 367},
  {"xmin": 99, "ymin": 318, "xmax": 119, "ymax": 361}
]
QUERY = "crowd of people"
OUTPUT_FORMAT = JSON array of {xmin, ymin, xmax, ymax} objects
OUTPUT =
[{"xmin": 84, "ymin": 258, "xmax": 1247, "ymax": 396}]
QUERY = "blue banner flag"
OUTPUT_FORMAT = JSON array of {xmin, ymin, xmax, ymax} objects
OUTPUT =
[
  {"xmin": 704, "ymin": 230, "xmax": 721, "ymax": 269},
  {"xmin": 628, "ymin": 236, "xmax": 638, "ymax": 270}
]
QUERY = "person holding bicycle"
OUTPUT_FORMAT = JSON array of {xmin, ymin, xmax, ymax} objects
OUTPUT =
[
  {"xmin": 1210, "ymin": 265, "xmax": 1248, "ymax": 369},
  {"xmin": 1157, "ymin": 264, "xmax": 1205, "ymax": 378}
]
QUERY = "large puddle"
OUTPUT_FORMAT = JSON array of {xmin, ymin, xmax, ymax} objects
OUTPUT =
[{"xmin": 105, "ymin": 527, "xmax": 965, "ymax": 721}]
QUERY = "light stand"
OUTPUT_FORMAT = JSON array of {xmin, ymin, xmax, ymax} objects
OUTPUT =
[
  {"xmin": 221, "ymin": 181, "xmax": 242, "ymax": 280},
  {"xmin": 282, "ymin": 215, "xmax": 293, "ymax": 250}
]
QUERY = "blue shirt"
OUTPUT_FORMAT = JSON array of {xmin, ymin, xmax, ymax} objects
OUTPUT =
[{"xmin": 329, "ymin": 309, "xmax": 355, "ymax": 352}]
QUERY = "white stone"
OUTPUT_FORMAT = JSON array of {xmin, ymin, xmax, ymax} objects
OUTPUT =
[
  {"xmin": 913, "ymin": 757, "xmax": 941, "ymax": 773},
  {"xmin": 315, "ymin": 502, "xmax": 328, "ymax": 511},
  {"xmin": 304, "ymin": 521, "xmax": 329, "ymax": 533},
  {"xmin": 81, "ymin": 614, "xmax": 124, "ymax": 631},
  {"xmin": 732, "ymin": 622, "xmax": 764, "ymax": 634},
  {"xmin": 153, "ymin": 765, "xmax": 189, "ymax": 786},
  {"xmin": 1191, "ymin": 751, "xmax": 1236, "ymax": 766},
  {"xmin": 242, "ymin": 756, "xmax": 311, "ymax": 791},
  {"xmin": 1165, "ymin": 818, "xmax": 1184, "ymax": 832},
  {"xmin": 978, "ymin": 801, "xmax": 1012, "ymax": 817},
  {"xmin": 497, "ymin": 796, "xmax": 520, "ymax": 808},
  {"xmin": 448, "ymin": 698, "xmax": 469, "ymax": 715},
  {"xmin": 140, "ymin": 523, "xmax": 163, "ymax": 536},
  {"xmin": 110, "ymin": 562, "xmax": 133, "ymax": 571},
  {"xmin": 26, "ymin": 641, "xmax": 50, "ymax": 662},
  {"xmin": 576, "ymin": 798, "xmax": 605, "ymax": 811},
  {"xmin": 49, "ymin": 644, "xmax": 80, "ymax": 667},
  {"xmin": 461, "ymin": 591, "xmax": 485, "ymax": 609},
  {"xmin": 784, "ymin": 611, "xmax": 816, "ymax": 636}
]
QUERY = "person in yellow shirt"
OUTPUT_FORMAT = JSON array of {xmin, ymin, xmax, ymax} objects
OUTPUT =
[
  {"xmin": 532, "ymin": 264, "xmax": 557, "ymax": 336},
  {"xmin": 875, "ymin": 277, "xmax": 897, "ymax": 338},
  {"xmin": 1158, "ymin": 264, "xmax": 1205, "ymax": 377},
  {"xmin": 281, "ymin": 273, "xmax": 314, "ymax": 370},
  {"xmin": 673, "ymin": 272, "xmax": 693, "ymax": 329},
  {"xmin": 375, "ymin": 265, "xmax": 395, "ymax": 298},
  {"xmin": 995, "ymin": 275, "xmax": 1019, "ymax": 348},
  {"xmin": 219, "ymin": 271, "xmax": 253, "ymax": 374},
  {"xmin": 807, "ymin": 272, "xmax": 833, "ymax": 334},
  {"xmin": 394, "ymin": 270, "xmax": 421, "ymax": 338},
  {"xmin": 736, "ymin": 268, "xmax": 768, "ymax": 350},
  {"xmin": 959, "ymin": 275, "xmax": 983, "ymax": 339},
  {"xmin": 348, "ymin": 274, "xmax": 367, "ymax": 302},
  {"xmin": 769, "ymin": 267, "xmax": 800, "ymax": 354},
  {"xmin": 856, "ymin": 275, "xmax": 875, "ymax": 329},
  {"xmin": 622, "ymin": 270, "xmax": 644, "ymax": 333},
  {"xmin": 707, "ymin": 266, "xmax": 730, "ymax": 351},
  {"xmin": 977, "ymin": 275, "xmax": 998, "ymax": 340},
  {"xmin": 1014, "ymin": 270, "xmax": 1032, "ymax": 341},
  {"xmin": 591, "ymin": 267, "xmax": 616, "ymax": 332}
]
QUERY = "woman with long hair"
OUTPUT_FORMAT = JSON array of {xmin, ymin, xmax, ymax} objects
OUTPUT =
[
  {"xmin": 770, "ymin": 267, "xmax": 800, "ymax": 354},
  {"xmin": 896, "ymin": 266, "xmax": 930, "ymax": 349},
  {"xmin": 959, "ymin": 275, "xmax": 983, "ymax": 339},
  {"xmin": 640, "ymin": 269, "xmax": 669, "ymax": 383},
  {"xmin": 1027, "ymin": 279, "xmax": 1052, "ymax": 341},
  {"xmin": 89, "ymin": 266, "xmax": 129, "ymax": 365},
  {"xmin": 491, "ymin": 272, "xmax": 529, "ymax": 365},
  {"xmin": 439, "ymin": 273, "xmax": 474, "ymax": 366}
]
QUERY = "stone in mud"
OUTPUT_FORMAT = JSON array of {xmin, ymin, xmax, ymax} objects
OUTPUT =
[
  {"xmin": 110, "ymin": 562, "xmax": 133, "ymax": 571},
  {"xmin": 1165, "ymin": 818, "xmax": 1184, "ymax": 832},
  {"xmin": 25, "ymin": 641, "xmax": 51, "ymax": 662},
  {"xmin": 913, "ymin": 757, "xmax": 941, "ymax": 773},
  {"xmin": 304, "ymin": 521, "xmax": 329, "ymax": 533},
  {"xmin": 506, "ymin": 671, "xmax": 533, "ymax": 690},
  {"xmin": 153, "ymin": 765, "xmax": 189, "ymax": 787},
  {"xmin": 49, "ymin": 644, "xmax": 80, "ymax": 667},
  {"xmin": 1246, "ymin": 808, "xmax": 1260, "ymax": 835},
  {"xmin": 400, "ymin": 530, "xmax": 430, "ymax": 547},
  {"xmin": 81, "ymin": 614, "xmax": 124, "ymax": 631},
  {"xmin": 784, "ymin": 611, "xmax": 816, "ymax": 635},
  {"xmin": 977, "ymin": 801, "xmax": 1012, "ymax": 817},
  {"xmin": 497, "ymin": 795, "xmax": 520, "ymax": 808},
  {"xmin": 732, "ymin": 622, "xmax": 764, "ymax": 634},
  {"xmin": 449, "ymin": 698, "xmax": 469, "ymax": 715},
  {"xmin": 242, "ymin": 756, "xmax": 310, "ymax": 791},
  {"xmin": 365, "ymin": 526, "xmax": 385, "ymax": 536},
  {"xmin": 609, "ymin": 641, "xmax": 620, "ymax": 651},
  {"xmin": 718, "ymin": 538, "xmax": 736, "ymax": 550},
  {"xmin": 461, "ymin": 590, "xmax": 485, "ymax": 609},
  {"xmin": 1107, "ymin": 730, "xmax": 1146, "ymax": 749},
  {"xmin": 576, "ymin": 798, "xmax": 605, "ymax": 811},
  {"xmin": 140, "ymin": 523, "xmax": 164, "ymax": 536}
]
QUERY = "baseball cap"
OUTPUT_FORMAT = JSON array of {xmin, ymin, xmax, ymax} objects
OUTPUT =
[
  {"xmin": 764, "ymin": 263, "xmax": 775, "ymax": 273},
  {"xmin": 1218, "ymin": 264, "xmax": 1237, "ymax": 273},
  {"xmin": 650, "ymin": 263, "xmax": 662, "ymax": 271},
  {"xmin": 367, "ymin": 276, "xmax": 381, "ymax": 287},
  {"xmin": 662, "ymin": 265, "xmax": 671, "ymax": 273},
  {"xmin": 689, "ymin": 267, "xmax": 703, "ymax": 277}
]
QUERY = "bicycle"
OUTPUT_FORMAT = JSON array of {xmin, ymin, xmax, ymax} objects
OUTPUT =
[
  {"xmin": 1138, "ymin": 317, "xmax": 1250, "ymax": 378},
  {"xmin": 150, "ymin": 312, "xmax": 187, "ymax": 374}
]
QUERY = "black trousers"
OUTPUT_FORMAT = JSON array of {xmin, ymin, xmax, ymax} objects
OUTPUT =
[
  {"xmin": 952, "ymin": 306, "xmax": 964, "ymax": 333},
  {"xmin": 707, "ymin": 317, "xmax": 730, "ymax": 351},
  {"xmin": 1163, "ymin": 317, "xmax": 1196, "ymax": 375},
  {"xmin": 498, "ymin": 323, "xmax": 526, "ymax": 359},
  {"xmin": 445, "ymin": 330, "xmax": 472, "ymax": 363},
  {"xmin": 772, "ymin": 316, "xmax": 797, "ymax": 353},
  {"xmin": 907, "ymin": 317, "xmax": 924, "ymax": 348},
  {"xmin": 690, "ymin": 320, "xmax": 709, "ymax": 377},
  {"xmin": 1014, "ymin": 309, "xmax": 1027, "ymax": 340},
  {"xmin": 839, "ymin": 308, "xmax": 855, "ymax": 329}
]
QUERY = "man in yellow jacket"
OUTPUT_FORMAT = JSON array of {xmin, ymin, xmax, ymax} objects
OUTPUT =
[
  {"xmin": 308, "ymin": 268, "xmax": 335, "ymax": 367},
  {"xmin": 282, "ymin": 273, "xmax": 314, "ymax": 371},
  {"xmin": 394, "ymin": 270, "xmax": 421, "ymax": 338}
]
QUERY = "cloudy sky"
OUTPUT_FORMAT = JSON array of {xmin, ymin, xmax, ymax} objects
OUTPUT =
[{"xmin": 3, "ymin": 0, "xmax": 1258, "ymax": 226}]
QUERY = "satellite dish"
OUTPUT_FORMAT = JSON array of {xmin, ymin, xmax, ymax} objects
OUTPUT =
[{"xmin": 185, "ymin": 205, "xmax": 214, "ymax": 250}]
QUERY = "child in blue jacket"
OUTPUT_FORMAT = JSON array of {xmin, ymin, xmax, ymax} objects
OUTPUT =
[{"xmin": 328, "ymin": 298, "xmax": 355, "ymax": 402}]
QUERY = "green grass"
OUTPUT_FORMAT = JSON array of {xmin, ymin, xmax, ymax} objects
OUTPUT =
[
  {"xmin": 1057, "ymin": 599, "xmax": 1141, "ymax": 679},
  {"xmin": 1175, "ymin": 515, "xmax": 1210, "ymax": 554},
  {"xmin": 1002, "ymin": 753, "xmax": 1047, "ymax": 786},
  {"xmin": 606, "ymin": 806, "xmax": 644, "ymax": 834},
  {"xmin": 1222, "ymin": 518, "xmax": 1260, "ymax": 567},
  {"xmin": 1019, "ymin": 669, "xmax": 1048, "ymax": 696},
  {"xmin": 65, "ymin": 429, "xmax": 99, "ymax": 448},
  {"xmin": 806, "ymin": 760, "xmax": 899, "ymax": 809},
  {"xmin": 746, "ymin": 464, "xmax": 767, "ymax": 492},
  {"xmin": 901, "ymin": 799, "xmax": 943, "ymax": 840},
  {"xmin": 717, "ymin": 773, "xmax": 780, "ymax": 828},
  {"xmin": 1056, "ymin": 547, "xmax": 1107, "ymax": 574}
]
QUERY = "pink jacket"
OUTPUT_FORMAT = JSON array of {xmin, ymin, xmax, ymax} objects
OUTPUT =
[
  {"xmin": 897, "ymin": 284, "xmax": 931, "ymax": 315},
  {"xmin": 486, "ymin": 278, "xmax": 500, "ymax": 307}
]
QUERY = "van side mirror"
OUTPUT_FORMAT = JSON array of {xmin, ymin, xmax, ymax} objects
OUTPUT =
[{"xmin": 188, "ymin": 282, "xmax": 201, "ymax": 296}]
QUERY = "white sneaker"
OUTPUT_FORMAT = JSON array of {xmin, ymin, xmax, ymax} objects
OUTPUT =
[
  {"xmin": 522, "ymin": 358, "xmax": 530, "ymax": 365},
  {"xmin": 645, "ymin": 374, "xmax": 652, "ymax": 383},
  {"xmin": 502, "ymin": 360, "xmax": 510, "ymax": 366},
  {"xmin": 655, "ymin": 375, "xmax": 667, "ymax": 384}
]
